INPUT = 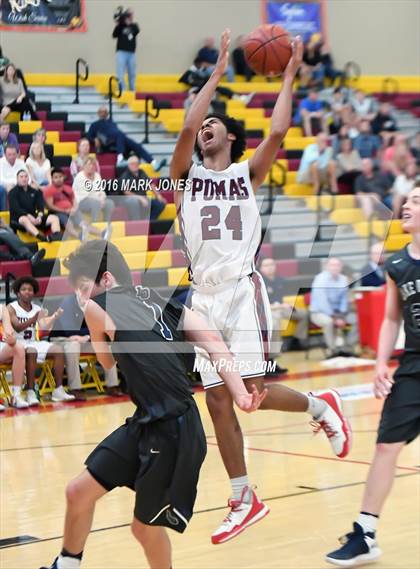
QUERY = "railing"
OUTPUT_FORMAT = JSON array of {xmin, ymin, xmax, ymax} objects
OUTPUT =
[
  {"xmin": 108, "ymin": 76, "xmax": 122, "ymax": 120},
  {"xmin": 342, "ymin": 61, "xmax": 361, "ymax": 90},
  {"xmin": 73, "ymin": 58, "xmax": 89, "ymax": 104},
  {"xmin": 265, "ymin": 160, "xmax": 287, "ymax": 215},
  {"xmin": 142, "ymin": 96, "xmax": 161, "ymax": 144},
  {"xmin": 381, "ymin": 77, "xmax": 399, "ymax": 101},
  {"xmin": 313, "ymin": 190, "xmax": 336, "ymax": 242},
  {"xmin": 5, "ymin": 272, "xmax": 15, "ymax": 305}
]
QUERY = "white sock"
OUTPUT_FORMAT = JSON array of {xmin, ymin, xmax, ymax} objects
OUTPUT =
[
  {"xmin": 358, "ymin": 512, "xmax": 378, "ymax": 534},
  {"xmin": 151, "ymin": 159, "xmax": 158, "ymax": 168},
  {"xmin": 117, "ymin": 153, "xmax": 124, "ymax": 162},
  {"xmin": 57, "ymin": 554, "xmax": 81, "ymax": 569},
  {"xmin": 231, "ymin": 475, "xmax": 249, "ymax": 502},
  {"xmin": 12, "ymin": 385, "xmax": 21, "ymax": 396},
  {"xmin": 306, "ymin": 394, "xmax": 327, "ymax": 419}
]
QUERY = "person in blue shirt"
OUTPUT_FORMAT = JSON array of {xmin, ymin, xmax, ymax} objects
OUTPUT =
[
  {"xmin": 310, "ymin": 258, "xmax": 351, "ymax": 357},
  {"xmin": 297, "ymin": 132, "xmax": 338, "ymax": 193},
  {"xmin": 87, "ymin": 107, "xmax": 166, "ymax": 170},
  {"xmin": 196, "ymin": 36, "xmax": 235, "ymax": 82},
  {"xmin": 294, "ymin": 89, "xmax": 325, "ymax": 136},
  {"xmin": 353, "ymin": 119, "xmax": 382, "ymax": 159}
]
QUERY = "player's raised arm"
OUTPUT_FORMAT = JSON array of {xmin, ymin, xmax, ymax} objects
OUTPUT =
[
  {"xmin": 373, "ymin": 276, "xmax": 402, "ymax": 399},
  {"xmin": 170, "ymin": 29, "xmax": 231, "ymax": 183},
  {"xmin": 249, "ymin": 37, "xmax": 303, "ymax": 191},
  {"xmin": 84, "ymin": 299, "xmax": 117, "ymax": 371},
  {"xmin": 181, "ymin": 307, "xmax": 267, "ymax": 412}
]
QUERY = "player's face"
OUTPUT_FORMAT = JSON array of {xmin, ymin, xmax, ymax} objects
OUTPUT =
[
  {"xmin": 18, "ymin": 284, "xmax": 35, "ymax": 303},
  {"xmin": 75, "ymin": 277, "xmax": 104, "ymax": 305},
  {"xmin": 401, "ymin": 189, "xmax": 420, "ymax": 234},
  {"xmin": 197, "ymin": 118, "xmax": 232, "ymax": 157}
]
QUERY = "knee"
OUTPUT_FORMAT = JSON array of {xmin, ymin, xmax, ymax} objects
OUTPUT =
[
  {"xmin": 375, "ymin": 442, "xmax": 404, "ymax": 457},
  {"xmin": 206, "ymin": 388, "xmax": 235, "ymax": 421},
  {"xmin": 131, "ymin": 519, "xmax": 153, "ymax": 546},
  {"xmin": 65, "ymin": 478, "xmax": 86, "ymax": 507},
  {"xmin": 13, "ymin": 343, "xmax": 25, "ymax": 358}
]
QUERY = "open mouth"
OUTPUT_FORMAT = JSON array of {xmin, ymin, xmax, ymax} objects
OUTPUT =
[
  {"xmin": 402, "ymin": 212, "xmax": 411, "ymax": 220},
  {"xmin": 201, "ymin": 129, "xmax": 214, "ymax": 143}
]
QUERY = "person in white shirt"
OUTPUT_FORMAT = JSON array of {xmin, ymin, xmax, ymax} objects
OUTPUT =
[
  {"xmin": 25, "ymin": 142, "xmax": 51, "ymax": 189},
  {"xmin": 351, "ymin": 90, "xmax": 376, "ymax": 121},
  {"xmin": 70, "ymin": 138, "xmax": 101, "ymax": 180},
  {"xmin": 392, "ymin": 161, "xmax": 418, "ymax": 218},
  {"xmin": 0, "ymin": 145, "xmax": 27, "ymax": 210},
  {"xmin": 72, "ymin": 157, "xmax": 114, "ymax": 239}
]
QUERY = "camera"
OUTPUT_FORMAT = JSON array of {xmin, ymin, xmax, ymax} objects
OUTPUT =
[{"xmin": 113, "ymin": 6, "xmax": 130, "ymax": 23}]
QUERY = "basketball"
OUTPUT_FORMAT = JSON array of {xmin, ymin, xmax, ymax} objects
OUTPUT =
[{"xmin": 244, "ymin": 24, "xmax": 292, "ymax": 76}]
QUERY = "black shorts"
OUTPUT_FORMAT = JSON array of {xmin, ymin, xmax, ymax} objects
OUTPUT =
[
  {"xmin": 11, "ymin": 214, "xmax": 51, "ymax": 233},
  {"xmin": 85, "ymin": 401, "xmax": 207, "ymax": 533},
  {"xmin": 377, "ymin": 353, "xmax": 420, "ymax": 444}
]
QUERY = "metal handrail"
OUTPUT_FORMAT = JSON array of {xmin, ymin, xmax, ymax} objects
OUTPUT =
[
  {"xmin": 73, "ymin": 58, "xmax": 89, "ymax": 104},
  {"xmin": 108, "ymin": 76, "xmax": 122, "ymax": 120},
  {"xmin": 265, "ymin": 159, "xmax": 286, "ymax": 215},
  {"xmin": 142, "ymin": 96, "xmax": 161, "ymax": 144},
  {"xmin": 381, "ymin": 77, "xmax": 399, "ymax": 101},
  {"xmin": 5, "ymin": 272, "xmax": 15, "ymax": 304},
  {"xmin": 342, "ymin": 61, "xmax": 361, "ymax": 90}
]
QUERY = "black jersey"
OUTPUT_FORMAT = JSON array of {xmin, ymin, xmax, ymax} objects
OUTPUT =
[
  {"xmin": 92, "ymin": 285, "xmax": 193, "ymax": 423},
  {"xmin": 384, "ymin": 246, "xmax": 420, "ymax": 353}
]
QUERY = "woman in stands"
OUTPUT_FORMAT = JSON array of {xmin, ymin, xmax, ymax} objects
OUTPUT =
[
  {"xmin": 0, "ymin": 301, "xmax": 28, "ymax": 409},
  {"xmin": 0, "ymin": 64, "xmax": 38, "ymax": 121},
  {"xmin": 25, "ymin": 142, "xmax": 52, "ymax": 189},
  {"xmin": 70, "ymin": 138, "xmax": 101, "ymax": 180}
]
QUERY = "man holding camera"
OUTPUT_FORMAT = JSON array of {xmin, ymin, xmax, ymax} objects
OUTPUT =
[{"xmin": 112, "ymin": 7, "xmax": 139, "ymax": 92}]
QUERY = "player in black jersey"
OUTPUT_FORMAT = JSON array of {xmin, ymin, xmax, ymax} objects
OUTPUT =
[
  {"xmin": 326, "ymin": 185, "xmax": 420, "ymax": 567},
  {"xmin": 40, "ymin": 240, "xmax": 266, "ymax": 569}
]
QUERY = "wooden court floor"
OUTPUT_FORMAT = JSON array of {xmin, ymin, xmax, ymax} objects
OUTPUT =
[{"xmin": 1, "ymin": 364, "xmax": 419, "ymax": 569}]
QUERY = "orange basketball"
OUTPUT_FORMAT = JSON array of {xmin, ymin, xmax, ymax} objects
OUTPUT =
[{"xmin": 244, "ymin": 24, "xmax": 292, "ymax": 76}]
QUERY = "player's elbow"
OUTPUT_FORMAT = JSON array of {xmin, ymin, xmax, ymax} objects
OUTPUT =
[{"xmin": 269, "ymin": 129, "xmax": 287, "ymax": 144}]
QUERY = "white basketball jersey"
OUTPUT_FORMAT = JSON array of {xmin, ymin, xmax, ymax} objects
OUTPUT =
[
  {"xmin": 9, "ymin": 301, "xmax": 41, "ymax": 342},
  {"xmin": 180, "ymin": 160, "xmax": 261, "ymax": 288}
]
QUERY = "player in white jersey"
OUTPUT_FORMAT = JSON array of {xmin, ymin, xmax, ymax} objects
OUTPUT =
[
  {"xmin": 0, "ymin": 303, "xmax": 28, "ymax": 409},
  {"xmin": 8, "ymin": 277, "xmax": 75, "ymax": 405},
  {"xmin": 171, "ymin": 29, "xmax": 352, "ymax": 545}
]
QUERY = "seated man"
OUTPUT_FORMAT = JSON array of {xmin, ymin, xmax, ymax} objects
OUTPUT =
[
  {"xmin": 50, "ymin": 292, "xmax": 123, "ymax": 400},
  {"xmin": 0, "ymin": 121, "xmax": 19, "ymax": 157},
  {"xmin": 8, "ymin": 170, "xmax": 61, "ymax": 241},
  {"xmin": 259, "ymin": 257, "xmax": 308, "ymax": 357},
  {"xmin": 8, "ymin": 276, "xmax": 75, "ymax": 405},
  {"xmin": 87, "ymin": 106, "xmax": 166, "ymax": 170},
  {"xmin": 0, "ymin": 145, "xmax": 26, "ymax": 211},
  {"xmin": 297, "ymin": 132, "xmax": 338, "ymax": 194},
  {"xmin": 353, "ymin": 119, "xmax": 382, "ymax": 159},
  {"xmin": 309, "ymin": 258, "xmax": 352, "ymax": 358},
  {"xmin": 115, "ymin": 155, "xmax": 166, "ymax": 220},
  {"xmin": 294, "ymin": 89, "xmax": 326, "ymax": 136},
  {"xmin": 360, "ymin": 242, "xmax": 386, "ymax": 287},
  {"xmin": 0, "ymin": 217, "xmax": 45, "ymax": 265},
  {"xmin": 43, "ymin": 167, "xmax": 80, "ymax": 239},
  {"xmin": 355, "ymin": 158, "xmax": 394, "ymax": 219},
  {"xmin": 196, "ymin": 36, "xmax": 234, "ymax": 82},
  {"xmin": 371, "ymin": 102, "xmax": 398, "ymax": 143}
]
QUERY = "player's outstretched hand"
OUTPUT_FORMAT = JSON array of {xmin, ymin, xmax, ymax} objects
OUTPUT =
[
  {"xmin": 284, "ymin": 36, "xmax": 303, "ymax": 81},
  {"xmin": 235, "ymin": 384, "xmax": 268, "ymax": 413},
  {"xmin": 373, "ymin": 364, "xmax": 394, "ymax": 399},
  {"xmin": 214, "ymin": 28, "xmax": 231, "ymax": 78}
]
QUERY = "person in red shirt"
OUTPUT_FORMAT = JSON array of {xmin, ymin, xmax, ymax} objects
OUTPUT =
[{"xmin": 43, "ymin": 168, "xmax": 81, "ymax": 238}]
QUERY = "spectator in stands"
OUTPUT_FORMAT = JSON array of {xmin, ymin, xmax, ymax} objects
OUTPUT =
[
  {"xmin": 0, "ymin": 301, "xmax": 28, "ymax": 408},
  {"xmin": 294, "ymin": 89, "xmax": 326, "ymax": 136},
  {"xmin": 318, "ymin": 36, "xmax": 343, "ymax": 85},
  {"xmin": 392, "ymin": 161, "xmax": 418, "ymax": 218},
  {"xmin": 0, "ymin": 121, "xmax": 19, "ymax": 157},
  {"xmin": 410, "ymin": 131, "xmax": 420, "ymax": 164},
  {"xmin": 116, "ymin": 155, "xmax": 166, "ymax": 220},
  {"xmin": 8, "ymin": 276, "xmax": 75, "ymax": 405},
  {"xmin": 70, "ymin": 138, "xmax": 101, "ymax": 180},
  {"xmin": 383, "ymin": 133, "xmax": 415, "ymax": 177},
  {"xmin": 0, "ymin": 218, "xmax": 45, "ymax": 265},
  {"xmin": 112, "ymin": 8, "xmax": 140, "ymax": 92},
  {"xmin": 326, "ymin": 88, "xmax": 351, "ymax": 134},
  {"xmin": 336, "ymin": 137, "xmax": 363, "ymax": 192},
  {"xmin": 33, "ymin": 127, "xmax": 53, "ymax": 161},
  {"xmin": 43, "ymin": 167, "xmax": 81, "ymax": 238},
  {"xmin": 351, "ymin": 90, "xmax": 376, "ymax": 121},
  {"xmin": 299, "ymin": 35, "xmax": 324, "ymax": 88},
  {"xmin": 232, "ymin": 35, "xmax": 255, "ymax": 82},
  {"xmin": 50, "ymin": 293, "xmax": 123, "ymax": 400},
  {"xmin": 259, "ymin": 257, "xmax": 308, "ymax": 357},
  {"xmin": 0, "ymin": 145, "xmax": 26, "ymax": 211},
  {"xmin": 72, "ymin": 157, "xmax": 114, "ymax": 239},
  {"xmin": 196, "ymin": 36, "xmax": 234, "ymax": 82},
  {"xmin": 297, "ymin": 132, "xmax": 338, "ymax": 194},
  {"xmin": 87, "ymin": 106, "xmax": 166, "ymax": 170},
  {"xmin": 332, "ymin": 124, "xmax": 351, "ymax": 156},
  {"xmin": 355, "ymin": 158, "xmax": 393, "ymax": 219},
  {"xmin": 353, "ymin": 119, "xmax": 382, "ymax": 159},
  {"xmin": 360, "ymin": 242, "xmax": 386, "ymax": 287},
  {"xmin": 25, "ymin": 142, "xmax": 52, "ymax": 189},
  {"xmin": 9, "ymin": 170, "xmax": 61, "ymax": 241},
  {"xmin": 371, "ymin": 102, "xmax": 397, "ymax": 142},
  {"xmin": 0, "ymin": 64, "xmax": 37, "ymax": 121},
  {"xmin": 309, "ymin": 258, "xmax": 351, "ymax": 358}
]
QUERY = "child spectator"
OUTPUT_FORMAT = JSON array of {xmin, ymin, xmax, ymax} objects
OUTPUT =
[{"xmin": 25, "ymin": 142, "xmax": 52, "ymax": 189}]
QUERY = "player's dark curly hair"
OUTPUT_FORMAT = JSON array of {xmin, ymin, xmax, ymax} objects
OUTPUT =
[
  {"xmin": 64, "ymin": 240, "xmax": 133, "ymax": 287},
  {"xmin": 12, "ymin": 276, "xmax": 39, "ymax": 295},
  {"xmin": 194, "ymin": 112, "xmax": 247, "ymax": 163}
]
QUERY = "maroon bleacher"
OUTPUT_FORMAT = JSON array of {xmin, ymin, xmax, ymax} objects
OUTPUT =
[{"xmin": 276, "ymin": 259, "xmax": 298, "ymax": 277}]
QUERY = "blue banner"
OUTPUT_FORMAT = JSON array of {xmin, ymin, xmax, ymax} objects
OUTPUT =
[{"xmin": 266, "ymin": 1, "xmax": 321, "ymax": 42}]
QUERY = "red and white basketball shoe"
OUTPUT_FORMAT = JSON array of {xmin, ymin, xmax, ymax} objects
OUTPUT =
[
  {"xmin": 310, "ymin": 389, "xmax": 352, "ymax": 458},
  {"xmin": 211, "ymin": 486, "xmax": 269, "ymax": 545}
]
